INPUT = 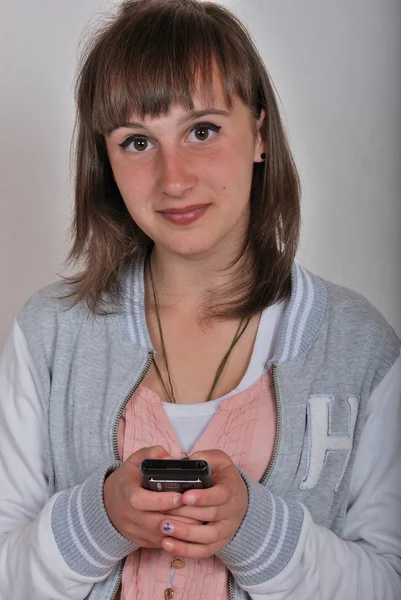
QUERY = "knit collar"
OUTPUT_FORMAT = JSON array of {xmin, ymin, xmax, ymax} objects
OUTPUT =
[{"xmin": 117, "ymin": 261, "xmax": 328, "ymax": 365}]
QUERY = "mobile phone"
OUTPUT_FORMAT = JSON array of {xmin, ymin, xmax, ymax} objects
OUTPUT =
[{"xmin": 140, "ymin": 459, "xmax": 213, "ymax": 492}]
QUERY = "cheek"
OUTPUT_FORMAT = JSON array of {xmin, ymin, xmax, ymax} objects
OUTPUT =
[
  {"xmin": 223, "ymin": 135, "xmax": 255, "ymax": 175},
  {"xmin": 213, "ymin": 153, "xmax": 254, "ymax": 206},
  {"xmin": 113, "ymin": 163, "xmax": 154, "ymax": 207}
]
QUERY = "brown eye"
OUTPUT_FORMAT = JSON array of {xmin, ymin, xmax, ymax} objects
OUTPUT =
[
  {"xmin": 119, "ymin": 136, "xmax": 154, "ymax": 152},
  {"xmin": 194, "ymin": 127, "xmax": 210, "ymax": 141},
  {"xmin": 189, "ymin": 123, "xmax": 221, "ymax": 143},
  {"xmin": 133, "ymin": 138, "xmax": 148, "ymax": 151},
  {"xmin": 129, "ymin": 138, "xmax": 148, "ymax": 152}
]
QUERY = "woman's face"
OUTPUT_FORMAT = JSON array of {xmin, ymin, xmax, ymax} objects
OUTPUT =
[{"xmin": 106, "ymin": 74, "xmax": 265, "ymax": 261}]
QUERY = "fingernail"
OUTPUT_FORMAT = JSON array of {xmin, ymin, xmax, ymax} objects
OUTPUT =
[
  {"xmin": 163, "ymin": 522, "xmax": 174, "ymax": 533},
  {"xmin": 183, "ymin": 493, "xmax": 196, "ymax": 505},
  {"xmin": 163, "ymin": 539, "xmax": 174, "ymax": 551},
  {"xmin": 173, "ymin": 494, "xmax": 182, "ymax": 507}
]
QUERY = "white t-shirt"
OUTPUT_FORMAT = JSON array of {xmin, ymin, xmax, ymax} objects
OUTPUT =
[{"xmin": 163, "ymin": 301, "xmax": 286, "ymax": 451}]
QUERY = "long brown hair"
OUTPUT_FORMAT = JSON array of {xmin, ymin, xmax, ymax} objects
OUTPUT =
[{"xmin": 67, "ymin": 0, "xmax": 301, "ymax": 317}]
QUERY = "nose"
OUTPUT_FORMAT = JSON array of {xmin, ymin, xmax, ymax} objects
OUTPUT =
[{"xmin": 158, "ymin": 146, "xmax": 196, "ymax": 200}]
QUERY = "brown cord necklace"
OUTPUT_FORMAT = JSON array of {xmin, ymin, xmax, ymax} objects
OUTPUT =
[{"xmin": 148, "ymin": 259, "xmax": 251, "ymax": 403}]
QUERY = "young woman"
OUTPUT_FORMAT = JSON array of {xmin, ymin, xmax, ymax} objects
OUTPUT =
[{"xmin": 0, "ymin": 1, "xmax": 400, "ymax": 599}]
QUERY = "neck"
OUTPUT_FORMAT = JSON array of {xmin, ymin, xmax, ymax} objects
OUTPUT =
[{"xmin": 147, "ymin": 243, "xmax": 249, "ymax": 315}]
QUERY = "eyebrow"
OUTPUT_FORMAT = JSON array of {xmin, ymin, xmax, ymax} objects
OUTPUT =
[{"xmin": 116, "ymin": 109, "xmax": 231, "ymax": 131}]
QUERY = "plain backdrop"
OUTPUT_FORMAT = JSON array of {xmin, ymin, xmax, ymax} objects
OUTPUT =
[{"xmin": 0, "ymin": 0, "xmax": 400, "ymax": 349}]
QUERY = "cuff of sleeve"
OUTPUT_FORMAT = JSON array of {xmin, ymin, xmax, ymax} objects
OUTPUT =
[
  {"xmin": 51, "ymin": 463, "xmax": 138, "ymax": 577},
  {"xmin": 217, "ymin": 470, "xmax": 304, "ymax": 586}
]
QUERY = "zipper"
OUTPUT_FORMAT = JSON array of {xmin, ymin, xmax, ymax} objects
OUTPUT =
[
  {"xmin": 261, "ymin": 363, "xmax": 281, "ymax": 484},
  {"xmin": 228, "ymin": 573, "xmax": 234, "ymax": 600},
  {"xmin": 110, "ymin": 560, "xmax": 125, "ymax": 600},
  {"xmin": 110, "ymin": 350, "xmax": 154, "ymax": 600},
  {"xmin": 112, "ymin": 350, "xmax": 154, "ymax": 461},
  {"xmin": 228, "ymin": 363, "xmax": 281, "ymax": 599}
]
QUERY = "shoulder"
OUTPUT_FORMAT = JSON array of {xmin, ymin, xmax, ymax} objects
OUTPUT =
[
  {"xmin": 17, "ymin": 279, "xmax": 88, "ymax": 333},
  {"xmin": 323, "ymin": 277, "xmax": 398, "ymax": 344},
  {"xmin": 15, "ymin": 279, "xmax": 103, "ymax": 371},
  {"xmin": 317, "ymin": 274, "xmax": 400, "ymax": 389},
  {"xmin": 282, "ymin": 264, "xmax": 399, "ymax": 367}
]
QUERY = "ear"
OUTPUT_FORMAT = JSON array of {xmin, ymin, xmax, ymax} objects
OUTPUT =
[{"xmin": 253, "ymin": 108, "xmax": 267, "ymax": 163}]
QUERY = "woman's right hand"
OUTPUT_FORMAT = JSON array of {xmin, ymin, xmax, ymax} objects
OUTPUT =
[{"xmin": 103, "ymin": 445, "xmax": 184, "ymax": 548}]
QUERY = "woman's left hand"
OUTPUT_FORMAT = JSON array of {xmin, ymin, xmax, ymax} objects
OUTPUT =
[{"xmin": 160, "ymin": 450, "xmax": 248, "ymax": 559}]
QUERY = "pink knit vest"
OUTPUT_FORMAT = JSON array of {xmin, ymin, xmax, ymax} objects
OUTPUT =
[{"xmin": 117, "ymin": 371, "xmax": 276, "ymax": 600}]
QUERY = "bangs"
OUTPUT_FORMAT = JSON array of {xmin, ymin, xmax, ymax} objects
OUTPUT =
[{"xmin": 77, "ymin": 1, "xmax": 260, "ymax": 135}]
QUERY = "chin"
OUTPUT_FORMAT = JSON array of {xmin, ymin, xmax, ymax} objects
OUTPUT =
[{"xmin": 160, "ymin": 236, "xmax": 220, "ymax": 260}]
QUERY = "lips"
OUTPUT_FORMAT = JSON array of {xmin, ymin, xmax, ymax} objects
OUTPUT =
[
  {"xmin": 158, "ymin": 204, "xmax": 210, "ymax": 225},
  {"xmin": 159, "ymin": 204, "xmax": 208, "ymax": 215}
]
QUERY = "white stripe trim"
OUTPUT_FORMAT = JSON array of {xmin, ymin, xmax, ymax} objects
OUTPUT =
[
  {"xmin": 241, "ymin": 498, "xmax": 290, "ymax": 577},
  {"xmin": 130, "ymin": 264, "xmax": 148, "ymax": 347},
  {"xmin": 76, "ymin": 485, "xmax": 121, "ymax": 563},
  {"xmin": 292, "ymin": 267, "xmax": 314, "ymax": 357},
  {"xmin": 233, "ymin": 493, "xmax": 277, "ymax": 568},
  {"xmin": 132, "ymin": 272, "xmax": 141, "ymax": 343},
  {"xmin": 65, "ymin": 487, "xmax": 108, "ymax": 570},
  {"xmin": 126, "ymin": 272, "xmax": 136, "ymax": 342},
  {"xmin": 137, "ymin": 269, "xmax": 147, "ymax": 347},
  {"xmin": 281, "ymin": 264, "xmax": 304, "ymax": 362}
]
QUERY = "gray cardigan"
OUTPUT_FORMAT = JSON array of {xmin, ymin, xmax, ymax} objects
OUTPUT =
[{"xmin": 16, "ymin": 261, "xmax": 400, "ymax": 599}]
